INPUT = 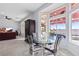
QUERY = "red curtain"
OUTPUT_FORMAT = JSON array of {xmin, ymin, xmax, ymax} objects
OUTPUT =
[
  {"xmin": 50, "ymin": 17, "xmax": 66, "ymax": 24},
  {"xmin": 50, "ymin": 7, "xmax": 66, "ymax": 17}
]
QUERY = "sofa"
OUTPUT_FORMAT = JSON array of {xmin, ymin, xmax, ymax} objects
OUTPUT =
[{"xmin": 0, "ymin": 32, "xmax": 16, "ymax": 41}]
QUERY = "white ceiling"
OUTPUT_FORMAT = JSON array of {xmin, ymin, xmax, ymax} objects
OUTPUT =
[
  {"xmin": 40, "ymin": 3, "xmax": 65, "ymax": 12},
  {"xmin": 0, "ymin": 3, "xmax": 44, "ymax": 21}
]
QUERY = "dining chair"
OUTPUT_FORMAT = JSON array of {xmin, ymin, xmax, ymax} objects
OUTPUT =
[
  {"xmin": 44, "ymin": 34, "xmax": 66, "ymax": 56},
  {"xmin": 29, "ymin": 33, "xmax": 43, "ymax": 56}
]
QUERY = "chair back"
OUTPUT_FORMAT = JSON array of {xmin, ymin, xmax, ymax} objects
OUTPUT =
[{"xmin": 53, "ymin": 34, "xmax": 66, "ymax": 55}]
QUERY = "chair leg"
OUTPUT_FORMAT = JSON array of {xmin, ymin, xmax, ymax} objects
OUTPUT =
[{"xmin": 44, "ymin": 47, "xmax": 57, "ymax": 56}]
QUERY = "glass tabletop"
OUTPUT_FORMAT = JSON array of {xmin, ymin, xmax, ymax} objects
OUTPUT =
[{"xmin": 34, "ymin": 33, "xmax": 66, "ymax": 44}]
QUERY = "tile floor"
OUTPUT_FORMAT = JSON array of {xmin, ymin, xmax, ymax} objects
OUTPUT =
[
  {"xmin": 0, "ymin": 37, "xmax": 30, "ymax": 56},
  {"xmin": 0, "ymin": 36, "xmax": 74, "ymax": 56}
]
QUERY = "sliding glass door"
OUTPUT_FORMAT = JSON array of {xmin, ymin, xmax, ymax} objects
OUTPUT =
[
  {"xmin": 70, "ymin": 3, "xmax": 79, "ymax": 45},
  {"xmin": 72, "ymin": 11, "xmax": 79, "ymax": 41}
]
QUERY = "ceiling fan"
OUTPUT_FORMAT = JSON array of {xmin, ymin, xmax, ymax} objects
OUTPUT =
[
  {"xmin": 0, "ymin": 14, "xmax": 20, "ymax": 21},
  {"xmin": 0, "ymin": 14, "xmax": 12, "ymax": 20},
  {"xmin": 5, "ymin": 16, "xmax": 12, "ymax": 20}
]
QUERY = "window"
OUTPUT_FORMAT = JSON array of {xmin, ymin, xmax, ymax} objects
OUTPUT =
[
  {"xmin": 40, "ymin": 13, "xmax": 48, "ymax": 43},
  {"xmin": 72, "ymin": 11, "xmax": 79, "ymax": 41},
  {"xmin": 48, "ymin": 6, "xmax": 66, "ymax": 42}
]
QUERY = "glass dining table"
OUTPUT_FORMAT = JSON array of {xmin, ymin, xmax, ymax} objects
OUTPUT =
[{"xmin": 32, "ymin": 33, "xmax": 66, "ymax": 56}]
